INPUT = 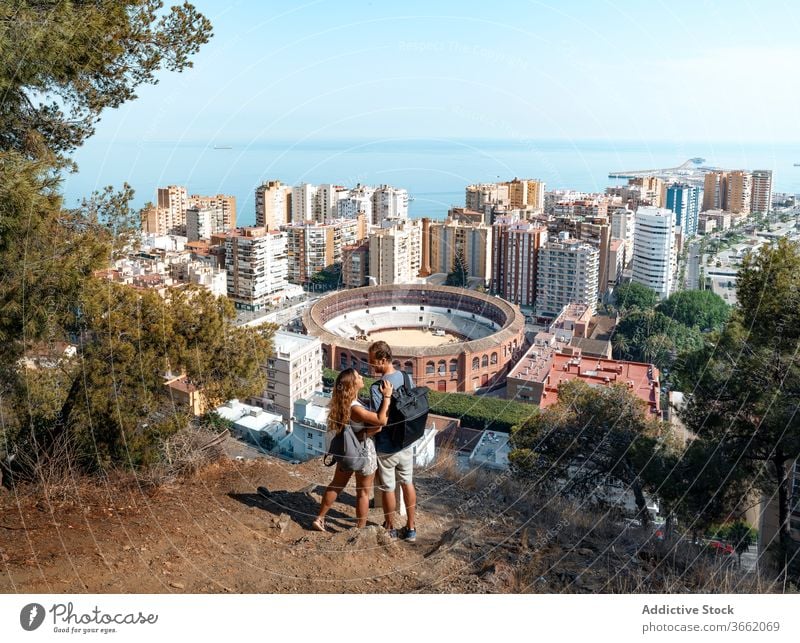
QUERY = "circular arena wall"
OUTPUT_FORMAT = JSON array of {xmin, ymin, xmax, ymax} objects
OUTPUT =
[{"xmin": 302, "ymin": 284, "xmax": 526, "ymax": 393}]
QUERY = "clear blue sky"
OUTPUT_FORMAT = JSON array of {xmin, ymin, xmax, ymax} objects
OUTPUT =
[{"xmin": 91, "ymin": 0, "xmax": 800, "ymax": 145}]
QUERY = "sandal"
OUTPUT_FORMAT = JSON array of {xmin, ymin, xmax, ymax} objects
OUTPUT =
[{"xmin": 311, "ymin": 517, "xmax": 327, "ymax": 532}]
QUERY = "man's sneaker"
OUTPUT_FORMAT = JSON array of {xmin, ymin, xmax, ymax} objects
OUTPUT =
[
  {"xmin": 385, "ymin": 528, "xmax": 398, "ymax": 539},
  {"xmin": 402, "ymin": 527, "xmax": 417, "ymax": 543}
]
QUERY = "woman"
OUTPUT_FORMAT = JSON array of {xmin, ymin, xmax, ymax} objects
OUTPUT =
[{"xmin": 312, "ymin": 369, "xmax": 393, "ymax": 531}]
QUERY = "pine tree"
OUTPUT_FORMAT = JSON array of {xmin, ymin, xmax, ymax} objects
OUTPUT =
[{"xmin": 445, "ymin": 249, "xmax": 469, "ymax": 287}]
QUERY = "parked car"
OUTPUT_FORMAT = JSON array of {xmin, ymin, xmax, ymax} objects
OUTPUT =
[{"xmin": 707, "ymin": 540, "xmax": 735, "ymax": 555}]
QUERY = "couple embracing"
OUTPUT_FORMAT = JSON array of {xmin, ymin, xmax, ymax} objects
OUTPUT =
[{"xmin": 313, "ymin": 341, "xmax": 417, "ymax": 542}]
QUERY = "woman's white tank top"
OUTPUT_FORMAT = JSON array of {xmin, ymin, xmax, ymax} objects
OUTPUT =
[{"xmin": 350, "ymin": 399, "xmax": 367, "ymax": 433}]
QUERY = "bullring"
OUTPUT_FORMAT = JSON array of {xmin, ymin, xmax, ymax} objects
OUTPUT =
[{"xmin": 302, "ymin": 284, "xmax": 526, "ymax": 392}]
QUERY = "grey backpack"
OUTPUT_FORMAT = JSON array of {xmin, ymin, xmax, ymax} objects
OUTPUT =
[{"xmin": 324, "ymin": 424, "xmax": 369, "ymax": 472}]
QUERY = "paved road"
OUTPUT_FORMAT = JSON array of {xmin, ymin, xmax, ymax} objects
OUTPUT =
[{"xmin": 685, "ymin": 241, "xmax": 701, "ymax": 290}]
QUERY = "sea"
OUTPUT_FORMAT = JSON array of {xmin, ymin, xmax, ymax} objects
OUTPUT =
[{"xmin": 61, "ymin": 138, "xmax": 800, "ymax": 225}]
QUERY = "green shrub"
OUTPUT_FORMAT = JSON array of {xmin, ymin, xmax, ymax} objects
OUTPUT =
[{"xmin": 324, "ymin": 368, "xmax": 537, "ymax": 432}]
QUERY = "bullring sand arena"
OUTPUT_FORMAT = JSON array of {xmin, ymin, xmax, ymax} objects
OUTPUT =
[
  {"xmin": 367, "ymin": 328, "xmax": 461, "ymax": 347},
  {"xmin": 302, "ymin": 284, "xmax": 526, "ymax": 393}
]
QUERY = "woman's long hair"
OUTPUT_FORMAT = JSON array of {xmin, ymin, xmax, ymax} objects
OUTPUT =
[{"xmin": 327, "ymin": 369, "xmax": 360, "ymax": 434}]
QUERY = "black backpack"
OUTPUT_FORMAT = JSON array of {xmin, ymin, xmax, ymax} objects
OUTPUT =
[{"xmin": 372, "ymin": 371, "xmax": 430, "ymax": 451}]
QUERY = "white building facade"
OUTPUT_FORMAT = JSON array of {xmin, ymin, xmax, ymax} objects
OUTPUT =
[
  {"xmin": 262, "ymin": 331, "xmax": 323, "ymax": 419},
  {"xmin": 535, "ymin": 233, "xmax": 600, "ymax": 319},
  {"xmin": 631, "ymin": 206, "xmax": 677, "ymax": 299},
  {"xmin": 225, "ymin": 229, "xmax": 290, "ymax": 311},
  {"xmin": 368, "ymin": 219, "xmax": 422, "ymax": 285}
]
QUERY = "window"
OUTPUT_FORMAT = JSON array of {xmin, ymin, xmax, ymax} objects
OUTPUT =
[
  {"xmin": 426, "ymin": 361, "xmax": 435, "ymax": 375},
  {"xmin": 481, "ymin": 355, "xmax": 488, "ymax": 368},
  {"xmin": 490, "ymin": 352, "xmax": 498, "ymax": 365},
  {"xmin": 449, "ymin": 359, "xmax": 458, "ymax": 373},
  {"xmin": 404, "ymin": 361, "xmax": 414, "ymax": 374},
  {"xmin": 472, "ymin": 357, "xmax": 479, "ymax": 370},
  {"xmin": 438, "ymin": 360, "xmax": 446, "ymax": 375}
]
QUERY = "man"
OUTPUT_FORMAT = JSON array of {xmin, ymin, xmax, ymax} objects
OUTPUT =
[{"xmin": 368, "ymin": 340, "xmax": 417, "ymax": 542}]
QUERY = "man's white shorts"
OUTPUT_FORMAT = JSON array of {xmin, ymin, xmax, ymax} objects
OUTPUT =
[{"xmin": 376, "ymin": 446, "xmax": 414, "ymax": 491}]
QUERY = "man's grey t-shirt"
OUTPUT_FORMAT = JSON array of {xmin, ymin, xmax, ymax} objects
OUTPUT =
[{"xmin": 371, "ymin": 369, "xmax": 413, "ymax": 455}]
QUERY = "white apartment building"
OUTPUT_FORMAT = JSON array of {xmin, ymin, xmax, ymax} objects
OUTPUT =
[
  {"xmin": 337, "ymin": 185, "xmax": 375, "ymax": 221},
  {"xmin": 154, "ymin": 185, "xmax": 189, "ymax": 235},
  {"xmin": 610, "ymin": 206, "xmax": 636, "ymax": 266},
  {"xmin": 225, "ymin": 228, "xmax": 290, "ymax": 311},
  {"xmin": 371, "ymin": 185, "xmax": 409, "ymax": 226},
  {"xmin": 368, "ymin": 219, "xmax": 422, "ymax": 285},
  {"xmin": 631, "ymin": 207, "xmax": 677, "ymax": 300},
  {"xmin": 186, "ymin": 263, "xmax": 227, "ymax": 297},
  {"xmin": 255, "ymin": 180, "xmax": 291, "ymax": 230},
  {"xmin": 189, "ymin": 194, "xmax": 235, "ymax": 230},
  {"xmin": 186, "ymin": 206, "xmax": 226, "ymax": 242},
  {"xmin": 314, "ymin": 184, "xmax": 348, "ymax": 222},
  {"xmin": 291, "ymin": 183, "xmax": 318, "ymax": 223},
  {"xmin": 465, "ymin": 183, "xmax": 510, "ymax": 211},
  {"xmin": 289, "ymin": 393, "xmax": 331, "ymax": 460},
  {"xmin": 535, "ymin": 232, "xmax": 600, "ymax": 319},
  {"xmin": 283, "ymin": 217, "xmax": 366, "ymax": 285},
  {"xmin": 262, "ymin": 331, "xmax": 323, "ymax": 419},
  {"xmin": 751, "ymin": 170, "xmax": 773, "ymax": 214}
]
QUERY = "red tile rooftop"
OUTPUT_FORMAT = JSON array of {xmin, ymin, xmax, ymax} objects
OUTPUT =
[{"xmin": 540, "ymin": 353, "xmax": 660, "ymax": 415}]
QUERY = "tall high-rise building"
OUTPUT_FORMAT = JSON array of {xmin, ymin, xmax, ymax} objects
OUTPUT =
[
  {"xmin": 291, "ymin": 183, "xmax": 318, "ymax": 223},
  {"xmin": 342, "ymin": 241, "xmax": 370, "ymax": 288},
  {"xmin": 726, "ymin": 170, "xmax": 752, "ymax": 214},
  {"xmin": 751, "ymin": 170, "xmax": 773, "ymax": 214},
  {"xmin": 526, "ymin": 179, "xmax": 546, "ymax": 212},
  {"xmin": 337, "ymin": 185, "xmax": 375, "ymax": 221},
  {"xmin": 629, "ymin": 177, "xmax": 666, "ymax": 208},
  {"xmin": 255, "ymin": 180, "xmax": 291, "ymax": 230},
  {"xmin": 189, "ymin": 194, "xmax": 236, "ymax": 231},
  {"xmin": 666, "ymin": 183, "xmax": 700, "ymax": 237},
  {"xmin": 466, "ymin": 183, "xmax": 510, "ymax": 211},
  {"xmin": 225, "ymin": 228, "xmax": 289, "ymax": 311},
  {"xmin": 371, "ymin": 185, "xmax": 409, "ymax": 226},
  {"xmin": 428, "ymin": 219, "xmax": 492, "ymax": 284},
  {"xmin": 368, "ymin": 219, "xmax": 422, "ymax": 285},
  {"xmin": 186, "ymin": 206, "xmax": 226, "ymax": 242},
  {"xmin": 535, "ymin": 233, "xmax": 600, "ymax": 319},
  {"xmin": 157, "ymin": 185, "xmax": 189, "ymax": 235},
  {"xmin": 141, "ymin": 205, "xmax": 173, "ymax": 235},
  {"xmin": 702, "ymin": 171, "xmax": 726, "ymax": 211},
  {"xmin": 503, "ymin": 178, "xmax": 546, "ymax": 212},
  {"xmin": 314, "ymin": 184, "xmax": 347, "ymax": 223},
  {"xmin": 632, "ymin": 207, "xmax": 677, "ymax": 299},
  {"xmin": 146, "ymin": 186, "xmax": 234, "ymax": 236},
  {"xmin": 610, "ymin": 206, "xmax": 635, "ymax": 266},
  {"xmin": 283, "ymin": 217, "xmax": 366, "ymax": 285},
  {"xmin": 263, "ymin": 331, "xmax": 323, "ymax": 419},
  {"xmin": 490, "ymin": 218, "xmax": 548, "ymax": 308}
]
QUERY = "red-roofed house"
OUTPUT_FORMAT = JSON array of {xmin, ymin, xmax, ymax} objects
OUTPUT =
[{"xmin": 507, "ymin": 332, "xmax": 660, "ymax": 416}]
